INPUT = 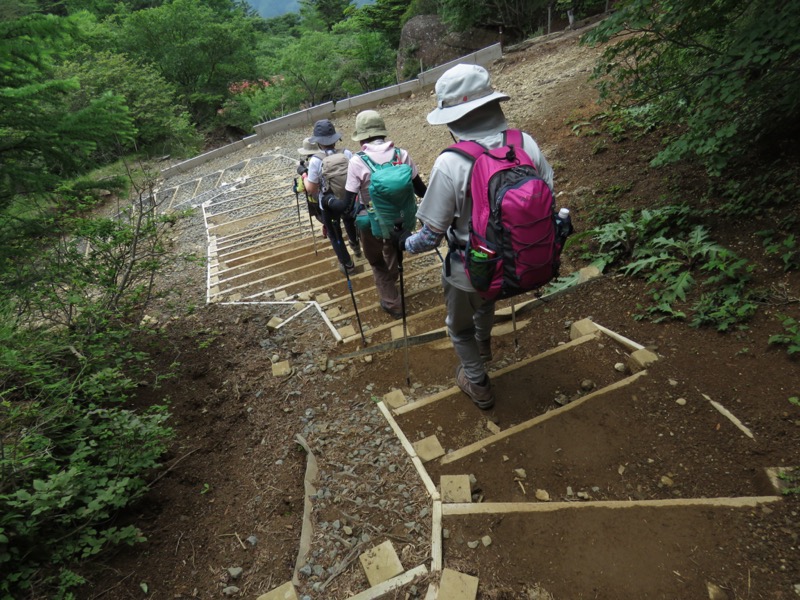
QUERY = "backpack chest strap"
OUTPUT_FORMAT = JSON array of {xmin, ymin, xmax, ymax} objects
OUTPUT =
[{"xmin": 358, "ymin": 148, "xmax": 402, "ymax": 172}]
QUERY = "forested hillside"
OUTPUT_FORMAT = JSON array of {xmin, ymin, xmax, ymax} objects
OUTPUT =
[{"xmin": 2, "ymin": 0, "xmax": 799, "ymax": 597}]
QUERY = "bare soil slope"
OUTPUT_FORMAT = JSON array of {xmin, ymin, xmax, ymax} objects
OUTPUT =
[{"xmin": 81, "ymin": 26, "xmax": 800, "ymax": 600}]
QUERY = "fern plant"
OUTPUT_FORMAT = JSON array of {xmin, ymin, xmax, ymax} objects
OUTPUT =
[
  {"xmin": 758, "ymin": 229, "xmax": 800, "ymax": 272},
  {"xmin": 590, "ymin": 205, "xmax": 691, "ymax": 266},
  {"xmin": 588, "ymin": 208, "xmax": 760, "ymax": 329},
  {"xmin": 769, "ymin": 315, "xmax": 800, "ymax": 355},
  {"xmin": 690, "ymin": 283, "xmax": 759, "ymax": 331},
  {"xmin": 622, "ymin": 226, "xmax": 720, "ymax": 307}
]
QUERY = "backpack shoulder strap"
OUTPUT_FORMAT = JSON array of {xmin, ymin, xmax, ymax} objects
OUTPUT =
[
  {"xmin": 358, "ymin": 151, "xmax": 378, "ymax": 172},
  {"xmin": 441, "ymin": 140, "xmax": 485, "ymax": 162},
  {"xmin": 503, "ymin": 129, "xmax": 535, "ymax": 165},
  {"xmin": 503, "ymin": 129, "xmax": 523, "ymax": 147}
]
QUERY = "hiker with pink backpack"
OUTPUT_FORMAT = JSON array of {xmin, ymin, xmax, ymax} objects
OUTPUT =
[{"xmin": 392, "ymin": 63, "xmax": 564, "ymax": 410}]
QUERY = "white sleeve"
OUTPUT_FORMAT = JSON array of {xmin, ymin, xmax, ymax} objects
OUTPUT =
[
  {"xmin": 523, "ymin": 133, "xmax": 554, "ymax": 189},
  {"xmin": 307, "ymin": 155, "xmax": 323, "ymax": 185}
]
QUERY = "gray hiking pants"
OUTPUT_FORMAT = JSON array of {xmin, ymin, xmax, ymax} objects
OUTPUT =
[{"xmin": 443, "ymin": 275, "xmax": 495, "ymax": 384}]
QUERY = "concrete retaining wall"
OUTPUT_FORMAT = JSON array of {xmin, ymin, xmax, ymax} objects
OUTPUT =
[
  {"xmin": 418, "ymin": 43, "xmax": 503, "ymax": 87},
  {"xmin": 252, "ymin": 101, "xmax": 335, "ymax": 139},
  {"xmin": 161, "ymin": 43, "xmax": 502, "ymax": 180}
]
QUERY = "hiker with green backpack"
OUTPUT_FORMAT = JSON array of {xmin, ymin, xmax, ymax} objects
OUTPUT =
[
  {"xmin": 341, "ymin": 110, "xmax": 427, "ymax": 320},
  {"xmin": 304, "ymin": 119, "xmax": 362, "ymax": 275}
]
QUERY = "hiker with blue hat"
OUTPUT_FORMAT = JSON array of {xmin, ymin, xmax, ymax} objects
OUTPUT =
[
  {"xmin": 392, "ymin": 63, "xmax": 554, "ymax": 410},
  {"xmin": 304, "ymin": 119, "xmax": 362, "ymax": 274}
]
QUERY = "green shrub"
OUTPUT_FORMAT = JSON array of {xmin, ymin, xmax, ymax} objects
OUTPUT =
[
  {"xmin": 0, "ymin": 303, "xmax": 174, "ymax": 597},
  {"xmin": 0, "ymin": 172, "xmax": 177, "ymax": 597},
  {"xmin": 585, "ymin": 0, "xmax": 800, "ymax": 176},
  {"xmin": 585, "ymin": 206, "xmax": 760, "ymax": 330},
  {"xmin": 769, "ymin": 315, "xmax": 800, "ymax": 356},
  {"xmin": 218, "ymin": 77, "xmax": 304, "ymax": 131}
]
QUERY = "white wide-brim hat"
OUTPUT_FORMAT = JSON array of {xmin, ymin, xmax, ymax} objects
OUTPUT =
[
  {"xmin": 297, "ymin": 137, "xmax": 316, "ymax": 156},
  {"xmin": 426, "ymin": 63, "xmax": 509, "ymax": 126}
]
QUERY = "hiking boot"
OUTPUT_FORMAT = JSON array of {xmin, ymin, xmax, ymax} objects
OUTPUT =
[
  {"xmin": 456, "ymin": 365, "xmax": 495, "ymax": 410},
  {"xmin": 338, "ymin": 261, "xmax": 355, "ymax": 275},
  {"xmin": 351, "ymin": 243, "xmax": 362, "ymax": 259},
  {"xmin": 380, "ymin": 300, "xmax": 403, "ymax": 320},
  {"xmin": 477, "ymin": 337, "xmax": 493, "ymax": 362}
]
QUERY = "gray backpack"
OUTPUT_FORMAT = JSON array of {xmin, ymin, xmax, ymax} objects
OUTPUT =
[{"xmin": 316, "ymin": 151, "xmax": 351, "ymax": 215}]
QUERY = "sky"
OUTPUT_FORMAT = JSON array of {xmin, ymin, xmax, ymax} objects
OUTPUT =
[
  {"xmin": 246, "ymin": 0, "xmax": 298, "ymax": 18},
  {"xmin": 245, "ymin": 0, "xmax": 371, "ymax": 19}
]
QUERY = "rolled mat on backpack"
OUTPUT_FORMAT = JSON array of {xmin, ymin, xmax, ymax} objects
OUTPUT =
[{"xmin": 321, "ymin": 191, "xmax": 354, "ymax": 217}]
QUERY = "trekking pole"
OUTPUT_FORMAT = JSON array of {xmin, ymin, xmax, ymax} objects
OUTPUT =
[
  {"xmin": 335, "ymin": 219, "xmax": 366, "ymax": 346},
  {"xmin": 308, "ymin": 211, "xmax": 319, "ymax": 256},
  {"xmin": 344, "ymin": 265, "xmax": 367, "ymax": 347},
  {"xmin": 394, "ymin": 219, "xmax": 411, "ymax": 387},
  {"xmin": 292, "ymin": 179, "xmax": 302, "ymax": 225},
  {"xmin": 305, "ymin": 192, "xmax": 318, "ymax": 256},
  {"xmin": 511, "ymin": 300, "xmax": 519, "ymax": 350}
]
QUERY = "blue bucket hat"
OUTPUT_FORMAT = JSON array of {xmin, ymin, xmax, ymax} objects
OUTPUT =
[{"xmin": 309, "ymin": 119, "xmax": 342, "ymax": 145}]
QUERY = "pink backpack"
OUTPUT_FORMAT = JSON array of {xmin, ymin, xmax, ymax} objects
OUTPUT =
[{"xmin": 444, "ymin": 129, "xmax": 560, "ymax": 301}]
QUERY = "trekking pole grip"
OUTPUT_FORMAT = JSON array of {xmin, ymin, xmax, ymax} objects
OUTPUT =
[{"xmin": 393, "ymin": 218, "xmax": 405, "ymax": 266}]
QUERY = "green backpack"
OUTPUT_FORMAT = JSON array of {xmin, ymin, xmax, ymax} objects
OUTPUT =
[{"xmin": 359, "ymin": 149, "xmax": 417, "ymax": 238}]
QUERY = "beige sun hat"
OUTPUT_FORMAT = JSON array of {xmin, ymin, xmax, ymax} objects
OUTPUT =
[
  {"xmin": 297, "ymin": 137, "xmax": 316, "ymax": 156},
  {"xmin": 426, "ymin": 63, "xmax": 510, "ymax": 126},
  {"xmin": 351, "ymin": 110, "xmax": 388, "ymax": 142}
]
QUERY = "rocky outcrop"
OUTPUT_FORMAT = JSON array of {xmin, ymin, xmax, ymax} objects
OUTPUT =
[{"xmin": 397, "ymin": 15, "xmax": 499, "ymax": 81}]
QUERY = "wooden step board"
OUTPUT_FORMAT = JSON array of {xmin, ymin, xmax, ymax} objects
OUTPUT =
[
  {"xmin": 438, "ymin": 497, "xmax": 779, "ymax": 599},
  {"xmin": 392, "ymin": 333, "xmax": 632, "ymax": 454}
]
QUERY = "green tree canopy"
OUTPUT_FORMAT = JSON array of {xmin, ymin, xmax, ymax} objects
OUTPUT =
[
  {"xmin": 439, "ymin": 0, "xmax": 551, "ymax": 38},
  {"xmin": 345, "ymin": 0, "xmax": 408, "ymax": 48},
  {"xmin": 300, "ymin": 0, "xmax": 353, "ymax": 31},
  {"xmin": 0, "ymin": 14, "xmax": 134, "ymax": 209},
  {"xmin": 335, "ymin": 27, "xmax": 397, "ymax": 92},
  {"xmin": 57, "ymin": 50, "xmax": 201, "ymax": 155},
  {"xmin": 585, "ymin": 0, "xmax": 800, "ymax": 175},
  {"xmin": 258, "ymin": 11, "xmax": 303, "ymax": 36},
  {"xmin": 115, "ymin": 0, "xmax": 259, "ymax": 123},
  {"xmin": 278, "ymin": 30, "xmax": 347, "ymax": 105},
  {"xmin": 300, "ymin": 0, "xmax": 351, "ymax": 31}
]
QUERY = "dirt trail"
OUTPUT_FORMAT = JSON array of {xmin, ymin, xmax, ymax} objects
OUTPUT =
[{"xmin": 81, "ymin": 25, "xmax": 800, "ymax": 600}]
